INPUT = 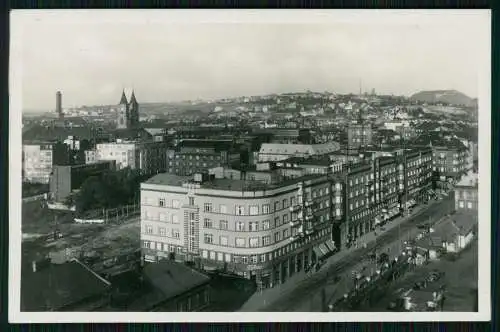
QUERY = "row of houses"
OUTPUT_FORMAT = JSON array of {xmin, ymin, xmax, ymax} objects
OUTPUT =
[
  {"xmin": 21, "ymin": 257, "xmax": 211, "ymax": 312},
  {"xmin": 138, "ymin": 146, "xmax": 435, "ymax": 289}
]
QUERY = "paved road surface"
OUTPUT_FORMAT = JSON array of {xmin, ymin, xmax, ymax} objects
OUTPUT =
[
  {"xmin": 240, "ymin": 193, "xmax": 454, "ymax": 312},
  {"xmin": 360, "ymin": 239, "xmax": 478, "ymax": 312}
]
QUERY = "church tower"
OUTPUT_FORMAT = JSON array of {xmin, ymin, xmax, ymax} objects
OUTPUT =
[
  {"xmin": 116, "ymin": 90, "xmax": 129, "ymax": 129},
  {"xmin": 128, "ymin": 90, "xmax": 140, "ymax": 128}
]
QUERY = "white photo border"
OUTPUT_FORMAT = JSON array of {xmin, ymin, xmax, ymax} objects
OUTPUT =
[{"xmin": 9, "ymin": 9, "xmax": 492, "ymax": 323}]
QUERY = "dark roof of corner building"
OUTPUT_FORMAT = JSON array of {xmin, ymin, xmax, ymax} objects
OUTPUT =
[
  {"xmin": 127, "ymin": 260, "xmax": 210, "ymax": 310},
  {"xmin": 376, "ymin": 128, "xmax": 398, "ymax": 136},
  {"xmin": 282, "ymin": 155, "xmax": 332, "ymax": 167},
  {"xmin": 21, "ymin": 259, "xmax": 111, "ymax": 311},
  {"xmin": 143, "ymin": 172, "xmax": 327, "ymax": 192},
  {"xmin": 410, "ymin": 134, "xmax": 466, "ymax": 150},
  {"xmin": 22, "ymin": 124, "xmax": 107, "ymax": 142},
  {"xmin": 108, "ymin": 128, "xmax": 153, "ymax": 141},
  {"xmin": 177, "ymin": 139, "xmax": 235, "ymax": 151}
]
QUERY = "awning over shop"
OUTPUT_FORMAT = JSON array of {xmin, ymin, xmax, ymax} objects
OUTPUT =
[
  {"xmin": 324, "ymin": 240, "xmax": 335, "ymax": 252},
  {"xmin": 319, "ymin": 244, "xmax": 329, "ymax": 256},
  {"xmin": 387, "ymin": 208, "xmax": 399, "ymax": 218},
  {"xmin": 203, "ymin": 265, "xmax": 218, "ymax": 272},
  {"xmin": 407, "ymin": 199, "xmax": 417, "ymax": 207},
  {"xmin": 326, "ymin": 239, "xmax": 336, "ymax": 251},
  {"xmin": 313, "ymin": 246, "xmax": 323, "ymax": 258}
]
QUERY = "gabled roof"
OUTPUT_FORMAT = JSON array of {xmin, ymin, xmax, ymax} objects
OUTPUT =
[
  {"xmin": 144, "ymin": 128, "xmax": 165, "ymax": 136},
  {"xmin": 109, "ymin": 128, "xmax": 153, "ymax": 141},
  {"xmin": 432, "ymin": 215, "xmax": 476, "ymax": 242},
  {"xmin": 178, "ymin": 139, "xmax": 235, "ymax": 152},
  {"xmin": 259, "ymin": 142, "xmax": 340, "ymax": 155},
  {"xmin": 128, "ymin": 260, "xmax": 210, "ymax": 310},
  {"xmin": 22, "ymin": 124, "xmax": 106, "ymax": 142},
  {"xmin": 21, "ymin": 259, "xmax": 110, "ymax": 311},
  {"xmin": 410, "ymin": 133, "xmax": 467, "ymax": 150}
]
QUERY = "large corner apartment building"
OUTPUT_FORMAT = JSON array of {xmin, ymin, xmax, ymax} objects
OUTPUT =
[
  {"xmin": 140, "ymin": 171, "xmax": 335, "ymax": 289},
  {"xmin": 139, "ymin": 147, "xmax": 434, "ymax": 289}
]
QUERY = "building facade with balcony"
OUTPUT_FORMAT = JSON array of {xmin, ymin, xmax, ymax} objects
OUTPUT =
[
  {"xmin": 339, "ymin": 147, "xmax": 433, "ymax": 246},
  {"xmin": 140, "ymin": 172, "xmax": 336, "ymax": 289}
]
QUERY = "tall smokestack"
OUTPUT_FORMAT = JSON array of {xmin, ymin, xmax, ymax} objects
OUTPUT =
[{"xmin": 56, "ymin": 91, "xmax": 63, "ymax": 119}]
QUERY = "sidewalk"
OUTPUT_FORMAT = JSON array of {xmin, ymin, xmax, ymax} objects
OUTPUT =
[{"xmin": 239, "ymin": 200, "xmax": 443, "ymax": 311}]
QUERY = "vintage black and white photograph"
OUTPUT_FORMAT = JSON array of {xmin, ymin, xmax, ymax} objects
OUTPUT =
[{"xmin": 9, "ymin": 10, "xmax": 491, "ymax": 322}]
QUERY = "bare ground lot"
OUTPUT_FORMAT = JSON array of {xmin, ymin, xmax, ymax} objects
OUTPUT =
[{"xmin": 22, "ymin": 201, "xmax": 140, "ymax": 262}]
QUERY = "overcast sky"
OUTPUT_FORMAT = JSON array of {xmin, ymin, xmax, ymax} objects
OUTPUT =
[{"xmin": 13, "ymin": 10, "xmax": 489, "ymax": 111}]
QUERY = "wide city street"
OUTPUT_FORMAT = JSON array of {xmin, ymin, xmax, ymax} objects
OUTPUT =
[{"xmin": 255, "ymin": 192, "xmax": 454, "ymax": 312}]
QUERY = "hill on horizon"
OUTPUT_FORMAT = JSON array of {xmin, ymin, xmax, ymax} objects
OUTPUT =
[{"xmin": 410, "ymin": 90, "xmax": 476, "ymax": 107}]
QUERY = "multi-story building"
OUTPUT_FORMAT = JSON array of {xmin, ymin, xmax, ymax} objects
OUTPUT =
[
  {"xmin": 49, "ymin": 161, "xmax": 116, "ymax": 202},
  {"xmin": 335, "ymin": 147, "xmax": 433, "ymax": 246},
  {"xmin": 94, "ymin": 139, "xmax": 167, "ymax": 174},
  {"xmin": 85, "ymin": 150, "xmax": 98, "ymax": 164},
  {"xmin": 139, "ymin": 147, "xmax": 434, "ymax": 288},
  {"xmin": 253, "ymin": 128, "xmax": 313, "ymax": 144},
  {"xmin": 275, "ymin": 156, "xmax": 344, "ymax": 176},
  {"xmin": 258, "ymin": 142, "xmax": 341, "ymax": 163},
  {"xmin": 411, "ymin": 134, "xmax": 467, "ymax": 181},
  {"xmin": 454, "ymin": 172, "xmax": 478, "ymax": 214},
  {"xmin": 432, "ymin": 144, "xmax": 467, "ymax": 181},
  {"xmin": 140, "ymin": 171, "xmax": 336, "ymax": 289},
  {"xmin": 22, "ymin": 141, "xmax": 71, "ymax": 184},
  {"xmin": 166, "ymin": 140, "xmax": 241, "ymax": 176},
  {"xmin": 347, "ymin": 122, "xmax": 373, "ymax": 151}
]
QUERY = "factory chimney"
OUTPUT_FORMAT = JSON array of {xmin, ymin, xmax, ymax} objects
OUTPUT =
[{"xmin": 56, "ymin": 91, "xmax": 63, "ymax": 119}]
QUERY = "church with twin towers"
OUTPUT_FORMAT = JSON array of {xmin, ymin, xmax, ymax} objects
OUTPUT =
[{"xmin": 116, "ymin": 89, "xmax": 140, "ymax": 129}]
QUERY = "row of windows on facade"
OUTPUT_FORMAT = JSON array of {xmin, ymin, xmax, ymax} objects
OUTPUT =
[
  {"xmin": 144, "ymin": 225, "xmax": 181, "ymax": 238},
  {"xmin": 349, "ymin": 197, "xmax": 398, "ymax": 221},
  {"xmin": 433, "ymin": 152, "xmax": 466, "ymax": 158},
  {"xmin": 432, "ymin": 159, "xmax": 466, "ymax": 166},
  {"xmin": 456, "ymin": 190, "xmax": 477, "ymax": 200},
  {"xmin": 168, "ymin": 154, "xmax": 222, "ymax": 161},
  {"xmin": 351, "ymin": 129, "xmax": 370, "ymax": 135},
  {"xmin": 168, "ymin": 161, "xmax": 219, "ymax": 167},
  {"xmin": 148, "ymin": 190, "xmax": 330, "ymax": 215},
  {"xmin": 202, "ymin": 227, "xmax": 298, "ymax": 248},
  {"xmin": 143, "ymin": 208, "xmax": 331, "ymax": 237},
  {"xmin": 433, "ymin": 166, "xmax": 464, "ymax": 173},
  {"xmin": 144, "ymin": 228, "xmax": 329, "ymax": 264},
  {"xmin": 456, "ymin": 201, "xmax": 475, "ymax": 209}
]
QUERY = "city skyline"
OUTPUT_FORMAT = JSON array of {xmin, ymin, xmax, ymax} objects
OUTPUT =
[{"xmin": 14, "ymin": 10, "xmax": 487, "ymax": 111}]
